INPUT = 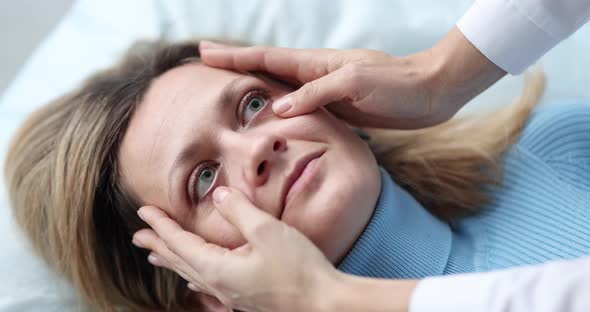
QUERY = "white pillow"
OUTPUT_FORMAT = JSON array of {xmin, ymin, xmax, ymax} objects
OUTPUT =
[
  {"xmin": 1, "ymin": 0, "xmax": 589, "ymax": 310},
  {"xmin": 0, "ymin": 0, "xmax": 162, "ymax": 309}
]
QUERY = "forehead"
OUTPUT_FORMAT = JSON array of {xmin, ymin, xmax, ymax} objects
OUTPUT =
[
  {"xmin": 143, "ymin": 62, "xmax": 239, "ymax": 113},
  {"xmin": 118, "ymin": 63, "xmax": 240, "ymax": 206}
]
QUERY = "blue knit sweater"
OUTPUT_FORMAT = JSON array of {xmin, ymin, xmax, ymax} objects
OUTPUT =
[{"xmin": 338, "ymin": 102, "xmax": 590, "ymax": 278}]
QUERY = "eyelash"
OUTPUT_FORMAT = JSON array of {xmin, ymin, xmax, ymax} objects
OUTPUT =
[
  {"xmin": 188, "ymin": 87, "xmax": 271, "ymax": 204},
  {"xmin": 238, "ymin": 88, "xmax": 271, "ymax": 127}
]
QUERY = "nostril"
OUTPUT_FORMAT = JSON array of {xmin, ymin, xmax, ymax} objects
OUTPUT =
[
  {"xmin": 273, "ymin": 141, "xmax": 281, "ymax": 151},
  {"xmin": 257, "ymin": 161, "xmax": 266, "ymax": 176}
]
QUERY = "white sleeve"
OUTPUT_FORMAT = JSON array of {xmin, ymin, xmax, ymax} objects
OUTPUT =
[
  {"xmin": 409, "ymin": 255, "xmax": 590, "ymax": 312},
  {"xmin": 456, "ymin": 0, "xmax": 590, "ymax": 74}
]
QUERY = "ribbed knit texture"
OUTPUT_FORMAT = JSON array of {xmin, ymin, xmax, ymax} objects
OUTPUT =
[{"xmin": 338, "ymin": 102, "xmax": 590, "ymax": 279}]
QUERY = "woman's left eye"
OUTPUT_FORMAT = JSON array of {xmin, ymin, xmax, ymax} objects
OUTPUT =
[{"xmin": 242, "ymin": 93, "xmax": 268, "ymax": 125}]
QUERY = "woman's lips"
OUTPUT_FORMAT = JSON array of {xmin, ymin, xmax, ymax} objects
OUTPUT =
[{"xmin": 282, "ymin": 152, "xmax": 324, "ymax": 216}]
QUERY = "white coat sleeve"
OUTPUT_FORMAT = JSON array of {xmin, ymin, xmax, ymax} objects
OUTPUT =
[
  {"xmin": 409, "ymin": 255, "xmax": 590, "ymax": 312},
  {"xmin": 456, "ymin": 0, "xmax": 590, "ymax": 74}
]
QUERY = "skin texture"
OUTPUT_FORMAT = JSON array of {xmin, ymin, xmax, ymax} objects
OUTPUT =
[{"xmin": 120, "ymin": 62, "xmax": 381, "ymax": 264}]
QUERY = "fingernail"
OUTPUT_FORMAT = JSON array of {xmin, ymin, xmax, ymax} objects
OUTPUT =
[
  {"xmin": 213, "ymin": 186, "xmax": 230, "ymax": 204},
  {"xmin": 148, "ymin": 253, "xmax": 162, "ymax": 266},
  {"xmin": 272, "ymin": 96, "xmax": 292, "ymax": 115}
]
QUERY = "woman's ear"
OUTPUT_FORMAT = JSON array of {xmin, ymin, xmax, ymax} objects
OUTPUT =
[{"xmin": 197, "ymin": 292, "xmax": 233, "ymax": 312}]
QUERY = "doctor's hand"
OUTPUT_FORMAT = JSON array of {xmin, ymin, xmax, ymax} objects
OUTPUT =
[
  {"xmin": 200, "ymin": 27, "xmax": 505, "ymax": 129},
  {"xmin": 132, "ymin": 186, "xmax": 339, "ymax": 312}
]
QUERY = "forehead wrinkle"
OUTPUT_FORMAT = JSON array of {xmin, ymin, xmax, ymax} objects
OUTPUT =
[
  {"xmin": 146, "ymin": 91, "xmax": 183, "ymax": 165},
  {"xmin": 143, "ymin": 89, "xmax": 186, "ymax": 208}
]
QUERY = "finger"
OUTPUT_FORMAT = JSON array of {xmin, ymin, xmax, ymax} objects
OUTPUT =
[
  {"xmin": 134, "ymin": 229, "xmax": 201, "ymax": 276},
  {"xmin": 133, "ymin": 228, "xmax": 172, "ymax": 257},
  {"xmin": 174, "ymin": 266, "xmax": 213, "ymax": 296},
  {"xmin": 199, "ymin": 40, "xmax": 233, "ymax": 50},
  {"xmin": 186, "ymin": 281, "xmax": 217, "ymax": 297},
  {"xmin": 273, "ymin": 66, "xmax": 358, "ymax": 117},
  {"xmin": 136, "ymin": 206, "xmax": 229, "ymax": 269},
  {"xmin": 187, "ymin": 282, "xmax": 210, "ymax": 294},
  {"xmin": 232, "ymin": 243, "xmax": 253, "ymax": 256},
  {"xmin": 135, "ymin": 232, "xmax": 212, "ymax": 293},
  {"xmin": 136, "ymin": 206, "xmax": 207, "ymax": 251},
  {"xmin": 187, "ymin": 282, "xmax": 201, "ymax": 292},
  {"xmin": 147, "ymin": 252, "xmax": 166, "ymax": 267},
  {"xmin": 197, "ymin": 291, "xmax": 232, "ymax": 311},
  {"xmin": 212, "ymin": 187, "xmax": 282, "ymax": 248},
  {"xmin": 187, "ymin": 281, "xmax": 214, "ymax": 296},
  {"xmin": 200, "ymin": 46, "xmax": 337, "ymax": 83},
  {"xmin": 148, "ymin": 252, "xmax": 186, "ymax": 279}
]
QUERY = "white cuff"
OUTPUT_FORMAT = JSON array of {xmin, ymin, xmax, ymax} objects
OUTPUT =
[
  {"xmin": 457, "ymin": 0, "xmax": 559, "ymax": 75},
  {"xmin": 409, "ymin": 256, "xmax": 590, "ymax": 312},
  {"xmin": 409, "ymin": 272, "xmax": 496, "ymax": 312}
]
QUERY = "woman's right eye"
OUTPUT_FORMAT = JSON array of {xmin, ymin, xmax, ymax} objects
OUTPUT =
[
  {"xmin": 195, "ymin": 165, "xmax": 218, "ymax": 199},
  {"xmin": 239, "ymin": 89, "xmax": 270, "ymax": 126}
]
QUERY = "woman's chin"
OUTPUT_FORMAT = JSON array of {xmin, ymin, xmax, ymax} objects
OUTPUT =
[{"xmin": 281, "ymin": 168, "xmax": 380, "ymax": 263}]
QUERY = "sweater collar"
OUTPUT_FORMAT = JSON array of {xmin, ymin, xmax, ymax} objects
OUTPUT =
[{"xmin": 337, "ymin": 167, "xmax": 453, "ymax": 278}]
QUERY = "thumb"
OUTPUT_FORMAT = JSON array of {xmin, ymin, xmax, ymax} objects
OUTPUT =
[
  {"xmin": 273, "ymin": 67, "xmax": 356, "ymax": 117},
  {"xmin": 212, "ymin": 186, "xmax": 281, "ymax": 248}
]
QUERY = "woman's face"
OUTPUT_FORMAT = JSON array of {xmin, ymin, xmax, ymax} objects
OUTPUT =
[{"xmin": 119, "ymin": 62, "xmax": 381, "ymax": 263}]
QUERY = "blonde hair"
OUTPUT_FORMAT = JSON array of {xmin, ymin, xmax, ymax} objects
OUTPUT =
[
  {"xmin": 3, "ymin": 40, "xmax": 545, "ymax": 311},
  {"xmin": 368, "ymin": 71, "xmax": 545, "ymax": 222}
]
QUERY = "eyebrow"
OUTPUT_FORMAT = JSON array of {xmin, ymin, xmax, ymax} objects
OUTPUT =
[{"xmin": 167, "ymin": 75, "xmax": 250, "ymax": 206}]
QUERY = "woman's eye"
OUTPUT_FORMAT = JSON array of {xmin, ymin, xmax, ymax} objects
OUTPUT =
[
  {"xmin": 196, "ymin": 165, "xmax": 217, "ymax": 199},
  {"xmin": 242, "ymin": 95, "xmax": 267, "ymax": 124}
]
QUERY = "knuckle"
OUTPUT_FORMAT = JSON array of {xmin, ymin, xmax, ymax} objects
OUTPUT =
[
  {"xmin": 326, "ymin": 53, "xmax": 344, "ymax": 72},
  {"xmin": 352, "ymin": 48, "xmax": 387, "ymax": 61},
  {"xmin": 340, "ymin": 64, "xmax": 364, "ymax": 100},
  {"xmin": 260, "ymin": 48, "xmax": 278, "ymax": 69},
  {"xmin": 300, "ymin": 82, "xmax": 320, "ymax": 101},
  {"xmin": 341, "ymin": 63, "xmax": 362, "ymax": 79},
  {"xmin": 242, "ymin": 45, "xmax": 267, "ymax": 57}
]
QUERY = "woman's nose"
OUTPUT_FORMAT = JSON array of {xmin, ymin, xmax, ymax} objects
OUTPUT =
[{"xmin": 243, "ymin": 135, "xmax": 287, "ymax": 186}]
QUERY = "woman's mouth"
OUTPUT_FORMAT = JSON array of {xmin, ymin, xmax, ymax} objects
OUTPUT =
[{"xmin": 281, "ymin": 151, "xmax": 325, "ymax": 218}]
